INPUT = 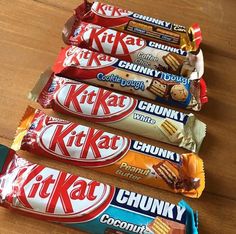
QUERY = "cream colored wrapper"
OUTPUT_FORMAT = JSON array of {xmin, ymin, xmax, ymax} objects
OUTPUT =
[{"xmin": 29, "ymin": 71, "xmax": 206, "ymax": 152}]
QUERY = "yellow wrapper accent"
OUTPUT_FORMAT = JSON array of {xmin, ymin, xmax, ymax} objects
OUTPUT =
[
  {"xmin": 11, "ymin": 106, "xmax": 36, "ymax": 151},
  {"xmin": 94, "ymin": 151, "xmax": 205, "ymax": 198}
]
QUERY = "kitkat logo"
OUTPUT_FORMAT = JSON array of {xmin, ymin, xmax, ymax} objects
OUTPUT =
[
  {"xmin": 63, "ymin": 46, "xmax": 118, "ymax": 69},
  {"xmin": 17, "ymin": 166, "xmax": 114, "ymax": 222},
  {"xmin": 82, "ymin": 27, "xmax": 146, "ymax": 56},
  {"xmin": 55, "ymin": 82, "xmax": 137, "ymax": 122},
  {"xmin": 39, "ymin": 122, "xmax": 130, "ymax": 167},
  {"xmin": 92, "ymin": 2, "xmax": 132, "ymax": 18}
]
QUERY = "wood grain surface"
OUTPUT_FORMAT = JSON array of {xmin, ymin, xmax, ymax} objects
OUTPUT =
[{"xmin": 0, "ymin": 0, "xmax": 235, "ymax": 233}]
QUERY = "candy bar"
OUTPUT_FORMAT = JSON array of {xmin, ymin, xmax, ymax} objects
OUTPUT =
[
  {"xmin": 12, "ymin": 106, "xmax": 205, "ymax": 197},
  {"xmin": 152, "ymin": 160, "xmax": 200, "ymax": 193},
  {"xmin": 66, "ymin": 1, "xmax": 202, "ymax": 52},
  {"xmin": 148, "ymin": 217, "xmax": 186, "ymax": 234},
  {"xmin": 28, "ymin": 72, "xmax": 206, "ymax": 153},
  {"xmin": 159, "ymin": 119, "xmax": 183, "ymax": 143},
  {"xmin": 53, "ymin": 46, "xmax": 208, "ymax": 110},
  {"xmin": 63, "ymin": 21, "xmax": 204, "ymax": 78},
  {"xmin": 0, "ymin": 144, "xmax": 198, "ymax": 233},
  {"xmin": 147, "ymin": 217, "xmax": 171, "ymax": 234}
]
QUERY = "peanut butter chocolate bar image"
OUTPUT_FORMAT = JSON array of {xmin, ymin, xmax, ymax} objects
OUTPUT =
[
  {"xmin": 159, "ymin": 118, "xmax": 183, "ymax": 143},
  {"xmin": 153, "ymin": 160, "xmax": 201, "ymax": 192},
  {"xmin": 147, "ymin": 217, "xmax": 171, "ymax": 234},
  {"xmin": 153, "ymin": 161, "xmax": 181, "ymax": 190}
]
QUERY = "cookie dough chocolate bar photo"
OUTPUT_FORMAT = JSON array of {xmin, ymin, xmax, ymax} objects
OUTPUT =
[
  {"xmin": 28, "ymin": 72, "xmax": 206, "ymax": 152},
  {"xmin": 52, "ymin": 46, "xmax": 208, "ymax": 110},
  {"xmin": 67, "ymin": 1, "xmax": 202, "ymax": 52},
  {"xmin": 0, "ymin": 144, "xmax": 198, "ymax": 234},
  {"xmin": 63, "ymin": 21, "xmax": 204, "ymax": 79}
]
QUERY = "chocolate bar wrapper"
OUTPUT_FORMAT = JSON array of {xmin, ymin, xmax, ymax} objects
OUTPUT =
[
  {"xmin": 28, "ymin": 71, "xmax": 206, "ymax": 153},
  {"xmin": 12, "ymin": 106, "xmax": 205, "ymax": 198},
  {"xmin": 52, "ymin": 46, "xmax": 208, "ymax": 111},
  {"xmin": 0, "ymin": 144, "xmax": 198, "ymax": 233},
  {"xmin": 67, "ymin": 1, "xmax": 202, "ymax": 52},
  {"xmin": 63, "ymin": 21, "xmax": 204, "ymax": 79}
]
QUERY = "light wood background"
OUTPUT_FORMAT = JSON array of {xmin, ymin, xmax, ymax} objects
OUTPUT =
[{"xmin": 0, "ymin": 0, "xmax": 236, "ymax": 233}]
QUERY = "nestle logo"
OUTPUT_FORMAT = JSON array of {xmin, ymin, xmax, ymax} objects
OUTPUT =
[
  {"xmin": 55, "ymin": 82, "xmax": 137, "ymax": 122},
  {"xmin": 39, "ymin": 122, "xmax": 130, "ymax": 167},
  {"xmin": 18, "ymin": 166, "xmax": 114, "ymax": 222},
  {"xmin": 92, "ymin": 2, "xmax": 132, "ymax": 18},
  {"xmin": 63, "ymin": 46, "xmax": 118, "ymax": 68},
  {"xmin": 82, "ymin": 27, "xmax": 146, "ymax": 56}
]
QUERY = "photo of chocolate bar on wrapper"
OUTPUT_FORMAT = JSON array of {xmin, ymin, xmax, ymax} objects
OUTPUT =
[
  {"xmin": 68, "ymin": 1, "xmax": 202, "ymax": 52},
  {"xmin": 153, "ymin": 160, "xmax": 200, "ymax": 193},
  {"xmin": 147, "ymin": 216, "xmax": 186, "ymax": 234}
]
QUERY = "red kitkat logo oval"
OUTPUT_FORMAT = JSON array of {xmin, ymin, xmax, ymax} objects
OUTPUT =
[
  {"xmin": 17, "ymin": 166, "xmax": 114, "ymax": 222},
  {"xmin": 81, "ymin": 24, "xmax": 146, "ymax": 56},
  {"xmin": 55, "ymin": 82, "xmax": 137, "ymax": 122},
  {"xmin": 38, "ymin": 123, "xmax": 131, "ymax": 167},
  {"xmin": 92, "ymin": 2, "xmax": 132, "ymax": 18},
  {"xmin": 63, "ymin": 46, "xmax": 118, "ymax": 69}
]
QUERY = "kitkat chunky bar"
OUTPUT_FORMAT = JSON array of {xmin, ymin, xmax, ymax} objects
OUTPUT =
[
  {"xmin": 12, "ymin": 106, "xmax": 205, "ymax": 198},
  {"xmin": 53, "ymin": 46, "xmax": 208, "ymax": 110},
  {"xmin": 63, "ymin": 21, "xmax": 204, "ymax": 79},
  {"xmin": 28, "ymin": 72, "xmax": 206, "ymax": 152},
  {"xmin": 0, "ymin": 145, "xmax": 198, "ymax": 234},
  {"xmin": 68, "ymin": 1, "xmax": 202, "ymax": 52}
]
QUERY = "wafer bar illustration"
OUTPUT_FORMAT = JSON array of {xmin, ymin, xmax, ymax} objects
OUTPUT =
[
  {"xmin": 128, "ymin": 21, "xmax": 153, "ymax": 32},
  {"xmin": 159, "ymin": 118, "xmax": 182, "ymax": 142},
  {"xmin": 163, "ymin": 53, "xmax": 184, "ymax": 74},
  {"xmin": 148, "ymin": 217, "xmax": 171, "ymax": 234},
  {"xmin": 156, "ymin": 28, "xmax": 180, "ymax": 44},
  {"xmin": 0, "ymin": 145, "xmax": 198, "ymax": 233},
  {"xmin": 153, "ymin": 161, "xmax": 181, "ymax": 190},
  {"xmin": 153, "ymin": 160, "xmax": 201, "ymax": 192},
  {"xmin": 147, "ymin": 79, "xmax": 176, "ymax": 98}
]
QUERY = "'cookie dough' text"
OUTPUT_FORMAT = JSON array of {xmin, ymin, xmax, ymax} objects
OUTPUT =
[{"xmin": 97, "ymin": 73, "xmax": 145, "ymax": 90}]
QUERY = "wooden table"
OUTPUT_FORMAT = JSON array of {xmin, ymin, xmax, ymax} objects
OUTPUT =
[{"xmin": 0, "ymin": 0, "xmax": 235, "ymax": 233}]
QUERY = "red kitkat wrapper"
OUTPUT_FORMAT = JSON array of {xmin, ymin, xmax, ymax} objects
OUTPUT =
[
  {"xmin": 28, "ymin": 71, "xmax": 206, "ymax": 153},
  {"xmin": 52, "ymin": 46, "xmax": 207, "ymax": 111},
  {"xmin": 63, "ymin": 21, "xmax": 204, "ymax": 79},
  {"xmin": 0, "ymin": 144, "xmax": 199, "ymax": 233},
  {"xmin": 65, "ymin": 1, "xmax": 202, "ymax": 52},
  {"xmin": 12, "ymin": 106, "xmax": 205, "ymax": 197}
]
